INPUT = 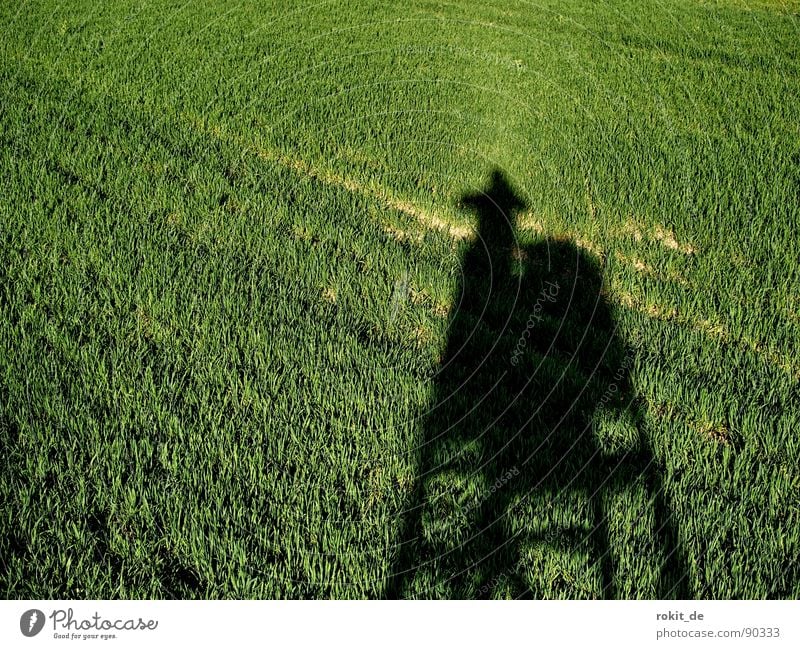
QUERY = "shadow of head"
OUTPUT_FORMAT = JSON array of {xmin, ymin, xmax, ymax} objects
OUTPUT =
[{"xmin": 447, "ymin": 168, "xmax": 620, "ymax": 381}]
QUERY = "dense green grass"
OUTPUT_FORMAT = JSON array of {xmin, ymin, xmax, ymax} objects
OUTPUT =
[{"xmin": 1, "ymin": 0, "xmax": 798, "ymax": 598}]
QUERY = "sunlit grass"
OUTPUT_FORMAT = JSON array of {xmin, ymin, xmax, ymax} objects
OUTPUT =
[{"xmin": 1, "ymin": 0, "xmax": 798, "ymax": 598}]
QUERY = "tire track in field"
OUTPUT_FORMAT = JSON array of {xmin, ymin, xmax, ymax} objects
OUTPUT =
[
  {"xmin": 184, "ymin": 112, "xmax": 474, "ymax": 241},
  {"xmin": 185, "ymin": 111, "xmax": 703, "ymax": 261},
  {"xmin": 185, "ymin": 112, "xmax": 798, "ymax": 380}
]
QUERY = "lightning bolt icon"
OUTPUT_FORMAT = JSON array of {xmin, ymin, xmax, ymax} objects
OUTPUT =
[{"xmin": 28, "ymin": 611, "xmax": 38, "ymax": 632}]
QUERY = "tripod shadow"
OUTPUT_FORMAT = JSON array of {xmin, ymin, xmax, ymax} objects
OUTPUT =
[{"xmin": 389, "ymin": 169, "xmax": 688, "ymax": 599}]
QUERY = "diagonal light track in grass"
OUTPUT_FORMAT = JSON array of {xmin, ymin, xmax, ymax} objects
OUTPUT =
[{"xmin": 187, "ymin": 112, "xmax": 798, "ymax": 380}]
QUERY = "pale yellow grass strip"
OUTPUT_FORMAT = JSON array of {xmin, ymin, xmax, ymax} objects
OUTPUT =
[
  {"xmin": 187, "ymin": 114, "xmax": 796, "ymax": 377},
  {"xmin": 520, "ymin": 212, "xmax": 699, "ymax": 257},
  {"xmin": 645, "ymin": 400, "xmax": 732, "ymax": 445},
  {"xmin": 614, "ymin": 252, "xmax": 692, "ymax": 287},
  {"xmin": 611, "ymin": 287, "xmax": 799, "ymax": 379},
  {"xmin": 186, "ymin": 113, "xmax": 474, "ymax": 241},
  {"xmin": 620, "ymin": 220, "xmax": 698, "ymax": 255}
]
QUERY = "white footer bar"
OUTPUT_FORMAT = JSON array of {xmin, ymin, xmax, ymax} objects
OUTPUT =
[{"xmin": 2, "ymin": 600, "xmax": 797, "ymax": 648}]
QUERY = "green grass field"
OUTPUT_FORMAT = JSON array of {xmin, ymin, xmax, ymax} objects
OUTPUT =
[{"xmin": 1, "ymin": 0, "xmax": 799, "ymax": 599}]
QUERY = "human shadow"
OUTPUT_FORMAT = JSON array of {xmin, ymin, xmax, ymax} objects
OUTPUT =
[{"xmin": 388, "ymin": 169, "xmax": 688, "ymax": 599}]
